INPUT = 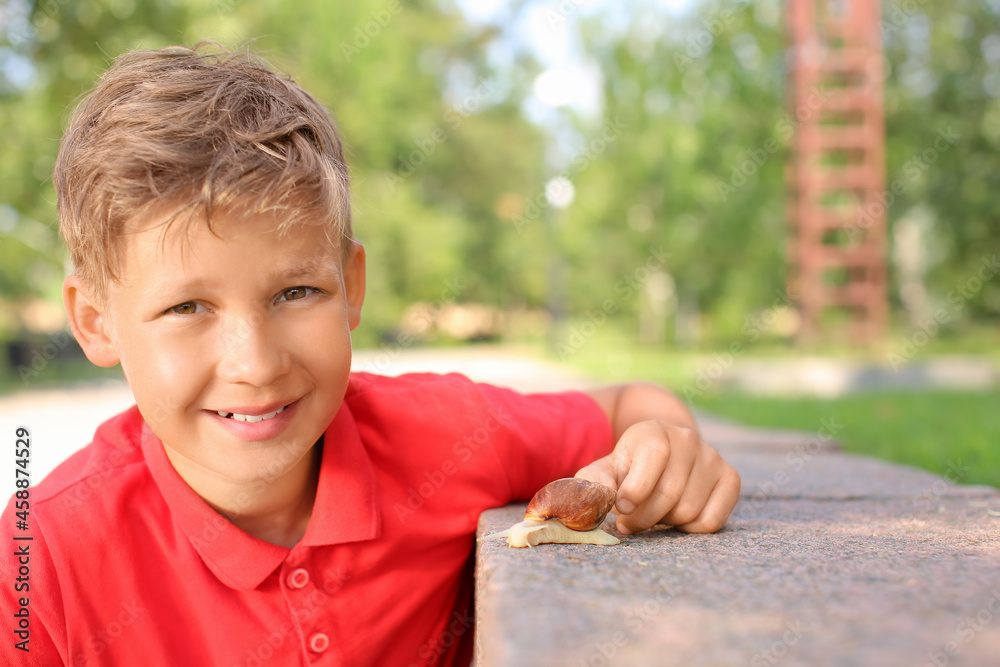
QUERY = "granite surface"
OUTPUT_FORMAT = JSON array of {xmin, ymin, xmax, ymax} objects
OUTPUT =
[{"xmin": 475, "ymin": 421, "xmax": 1000, "ymax": 667}]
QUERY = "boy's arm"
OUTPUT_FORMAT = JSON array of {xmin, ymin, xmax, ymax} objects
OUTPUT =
[{"xmin": 577, "ymin": 382, "xmax": 741, "ymax": 535}]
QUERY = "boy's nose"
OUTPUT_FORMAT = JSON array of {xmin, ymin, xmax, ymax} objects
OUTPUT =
[{"xmin": 216, "ymin": 313, "xmax": 290, "ymax": 387}]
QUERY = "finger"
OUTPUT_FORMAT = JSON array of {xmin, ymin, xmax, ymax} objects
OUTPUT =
[
  {"xmin": 658, "ymin": 444, "xmax": 725, "ymax": 528},
  {"xmin": 615, "ymin": 430, "xmax": 699, "ymax": 534},
  {"xmin": 676, "ymin": 465, "xmax": 742, "ymax": 533},
  {"xmin": 574, "ymin": 455, "xmax": 619, "ymax": 492},
  {"xmin": 614, "ymin": 422, "xmax": 671, "ymax": 516}
]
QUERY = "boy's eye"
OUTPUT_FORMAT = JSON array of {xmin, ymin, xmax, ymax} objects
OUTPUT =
[
  {"xmin": 278, "ymin": 286, "xmax": 317, "ymax": 302},
  {"xmin": 169, "ymin": 301, "xmax": 204, "ymax": 315}
]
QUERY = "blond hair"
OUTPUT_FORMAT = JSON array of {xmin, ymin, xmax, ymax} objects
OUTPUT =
[{"xmin": 55, "ymin": 42, "xmax": 352, "ymax": 302}]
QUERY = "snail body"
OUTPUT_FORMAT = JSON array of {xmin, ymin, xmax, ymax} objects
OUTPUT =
[{"xmin": 481, "ymin": 478, "xmax": 621, "ymax": 548}]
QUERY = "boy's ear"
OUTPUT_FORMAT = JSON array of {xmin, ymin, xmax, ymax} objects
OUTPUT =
[
  {"xmin": 343, "ymin": 240, "xmax": 366, "ymax": 331},
  {"xmin": 63, "ymin": 275, "xmax": 121, "ymax": 367}
]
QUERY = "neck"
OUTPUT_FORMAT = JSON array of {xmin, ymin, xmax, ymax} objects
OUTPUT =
[{"xmin": 165, "ymin": 439, "xmax": 324, "ymax": 548}]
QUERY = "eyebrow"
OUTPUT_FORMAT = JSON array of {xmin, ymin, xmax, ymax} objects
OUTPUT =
[
  {"xmin": 149, "ymin": 258, "xmax": 342, "ymax": 298},
  {"xmin": 272, "ymin": 258, "xmax": 342, "ymax": 282}
]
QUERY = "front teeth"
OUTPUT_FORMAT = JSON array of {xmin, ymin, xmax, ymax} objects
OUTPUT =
[{"xmin": 216, "ymin": 405, "xmax": 285, "ymax": 422}]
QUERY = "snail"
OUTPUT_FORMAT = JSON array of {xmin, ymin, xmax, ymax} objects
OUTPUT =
[{"xmin": 480, "ymin": 478, "xmax": 621, "ymax": 548}]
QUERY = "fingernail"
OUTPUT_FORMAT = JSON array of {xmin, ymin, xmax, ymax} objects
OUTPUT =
[{"xmin": 617, "ymin": 499, "xmax": 634, "ymax": 514}]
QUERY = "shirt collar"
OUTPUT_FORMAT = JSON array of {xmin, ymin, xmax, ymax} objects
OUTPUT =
[{"xmin": 141, "ymin": 401, "xmax": 380, "ymax": 591}]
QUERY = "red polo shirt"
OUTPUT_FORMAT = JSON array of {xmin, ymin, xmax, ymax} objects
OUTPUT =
[{"xmin": 1, "ymin": 372, "xmax": 611, "ymax": 666}]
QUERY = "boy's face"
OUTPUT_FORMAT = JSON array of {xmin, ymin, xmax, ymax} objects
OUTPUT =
[{"xmin": 67, "ymin": 206, "xmax": 365, "ymax": 486}]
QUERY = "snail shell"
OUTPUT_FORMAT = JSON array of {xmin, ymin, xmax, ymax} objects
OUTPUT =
[
  {"xmin": 524, "ymin": 477, "xmax": 617, "ymax": 531},
  {"xmin": 479, "ymin": 477, "xmax": 621, "ymax": 548}
]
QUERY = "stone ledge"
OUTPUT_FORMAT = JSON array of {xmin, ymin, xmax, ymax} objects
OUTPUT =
[
  {"xmin": 475, "ymin": 457, "xmax": 1000, "ymax": 666},
  {"xmin": 726, "ymin": 450, "xmax": 993, "ymax": 501}
]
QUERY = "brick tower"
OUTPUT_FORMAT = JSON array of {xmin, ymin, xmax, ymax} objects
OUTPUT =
[{"xmin": 787, "ymin": 0, "xmax": 887, "ymax": 344}]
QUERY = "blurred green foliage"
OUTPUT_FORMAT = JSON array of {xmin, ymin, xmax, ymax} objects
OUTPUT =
[
  {"xmin": 0, "ymin": 0, "xmax": 998, "ymax": 365},
  {"xmin": 563, "ymin": 0, "xmax": 1000, "ymax": 340},
  {"xmin": 0, "ymin": 0, "xmax": 549, "ymax": 351}
]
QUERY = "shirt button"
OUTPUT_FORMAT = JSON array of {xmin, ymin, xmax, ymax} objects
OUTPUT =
[
  {"xmin": 288, "ymin": 568, "xmax": 310, "ymax": 589},
  {"xmin": 309, "ymin": 632, "xmax": 330, "ymax": 653}
]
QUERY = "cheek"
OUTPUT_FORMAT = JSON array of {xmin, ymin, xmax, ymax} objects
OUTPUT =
[
  {"xmin": 123, "ymin": 331, "xmax": 208, "ymax": 430},
  {"xmin": 292, "ymin": 307, "xmax": 353, "ymax": 361},
  {"xmin": 289, "ymin": 311, "xmax": 353, "ymax": 397}
]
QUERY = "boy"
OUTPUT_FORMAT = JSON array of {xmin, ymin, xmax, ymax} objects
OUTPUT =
[{"xmin": 1, "ymin": 44, "xmax": 740, "ymax": 666}]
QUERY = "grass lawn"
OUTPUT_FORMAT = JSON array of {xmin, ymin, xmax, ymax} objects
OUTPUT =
[
  {"xmin": 555, "ymin": 328, "xmax": 999, "ymax": 490},
  {"xmin": 690, "ymin": 390, "xmax": 1000, "ymax": 489}
]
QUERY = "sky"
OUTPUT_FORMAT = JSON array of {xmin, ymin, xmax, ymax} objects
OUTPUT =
[
  {"xmin": 453, "ymin": 0, "xmax": 694, "ymax": 117},
  {"xmin": 451, "ymin": 0, "xmax": 696, "ymax": 170}
]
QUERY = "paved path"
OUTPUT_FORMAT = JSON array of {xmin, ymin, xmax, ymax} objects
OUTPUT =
[{"xmin": 718, "ymin": 355, "xmax": 999, "ymax": 397}]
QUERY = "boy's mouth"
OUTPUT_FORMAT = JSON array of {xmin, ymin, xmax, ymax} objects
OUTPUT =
[{"xmin": 215, "ymin": 405, "xmax": 287, "ymax": 423}]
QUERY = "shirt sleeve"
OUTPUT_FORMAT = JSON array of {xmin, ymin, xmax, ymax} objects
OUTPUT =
[
  {"xmin": 1, "ymin": 494, "xmax": 65, "ymax": 666},
  {"xmin": 469, "ymin": 381, "xmax": 614, "ymax": 502}
]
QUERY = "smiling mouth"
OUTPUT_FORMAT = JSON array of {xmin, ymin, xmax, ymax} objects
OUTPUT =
[{"xmin": 216, "ymin": 405, "xmax": 287, "ymax": 423}]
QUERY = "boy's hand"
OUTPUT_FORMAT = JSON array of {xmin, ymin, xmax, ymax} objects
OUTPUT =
[{"xmin": 579, "ymin": 385, "xmax": 741, "ymax": 535}]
